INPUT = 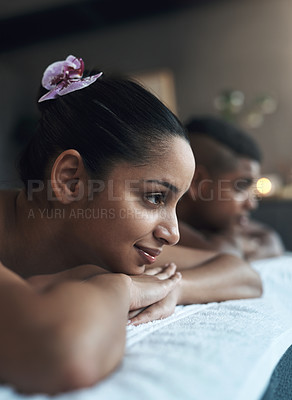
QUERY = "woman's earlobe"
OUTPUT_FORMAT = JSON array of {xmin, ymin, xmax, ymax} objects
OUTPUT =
[{"xmin": 50, "ymin": 150, "xmax": 86, "ymax": 204}]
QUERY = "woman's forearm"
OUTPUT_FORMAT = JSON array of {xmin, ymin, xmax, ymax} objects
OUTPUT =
[
  {"xmin": 152, "ymin": 245, "xmax": 218, "ymax": 270},
  {"xmin": 176, "ymin": 253, "xmax": 263, "ymax": 305}
]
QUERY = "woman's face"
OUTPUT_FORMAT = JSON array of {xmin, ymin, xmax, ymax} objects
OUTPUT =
[{"xmin": 79, "ymin": 137, "xmax": 195, "ymax": 274}]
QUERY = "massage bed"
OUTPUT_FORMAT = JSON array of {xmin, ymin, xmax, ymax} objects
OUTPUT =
[{"xmin": 1, "ymin": 254, "xmax": 292, "ymax": 400}]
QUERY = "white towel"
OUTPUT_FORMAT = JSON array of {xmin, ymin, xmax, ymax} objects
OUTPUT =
[{"xmin": 1, "ymin": 254, "xmax": 291, "ymax": 400}]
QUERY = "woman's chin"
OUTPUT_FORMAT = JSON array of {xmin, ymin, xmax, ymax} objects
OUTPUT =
[{"xmin": 109, "ymin": 263, "xmax": 146, "ymax": 275}]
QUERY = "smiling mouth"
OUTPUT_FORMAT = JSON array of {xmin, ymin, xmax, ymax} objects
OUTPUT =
[{"xmin": 134, "ymin": 245, "xmax": 161, "ymax": 265}]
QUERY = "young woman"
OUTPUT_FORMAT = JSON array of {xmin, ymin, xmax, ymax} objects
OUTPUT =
[
  {"xmin": 0, "ymin": 55, "xmax": 194, "ymax": 394},
  {"xmin": 0, "ymin": 55, "xmax": 261, "ymax": 394}
]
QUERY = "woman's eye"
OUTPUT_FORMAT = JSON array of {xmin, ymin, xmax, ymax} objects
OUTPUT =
[{"xmin": 145, "ymin": 193, "xmax": 166, "ymax": 206}]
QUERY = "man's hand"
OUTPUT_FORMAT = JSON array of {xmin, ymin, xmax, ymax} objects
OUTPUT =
[
  {"xmin": 237, "ymin": 221, "xmax": 284, "ymax": 260},
  {"xmin": 178, "ymin": 219, "xmax": 284, "ymax": 261}
]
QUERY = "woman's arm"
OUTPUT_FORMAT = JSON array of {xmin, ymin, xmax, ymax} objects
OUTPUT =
[
  {"xmin": 153, "ymin": 246, "xmax": 262, "ymax": 301},
  {"xmin": 0, "ymin": 262, "xmax": 180, "ymax": 394},
  {"xmin": 129, "ymin": 245, "xmax": 263, "ymax": 325},
  {"xmin": 0, "ymin": 263, "xmax": 130, "ymax": 394},
  {"xmin": 27, "ymin": 264, "xmax": 110, "ymax": 292},
  {"xmin": 130, "ymin": 251, "xmax": 262, "ymax": 325},
  {"xmin": 152, "ymin": 244, "xmax": 219, "ymax": 270},
  {"xmin": 176, "ymin": 253, "xmax": 263, "ymax": 304}
]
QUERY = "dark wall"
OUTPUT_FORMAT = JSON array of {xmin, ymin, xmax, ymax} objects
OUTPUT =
[
  {"xmin": 252, "ymin": 200, "xmax": 292, "ymax": 251},
  {"xmin": 1, "ymin": 0, "xmax": 292, "ymax": 186}
]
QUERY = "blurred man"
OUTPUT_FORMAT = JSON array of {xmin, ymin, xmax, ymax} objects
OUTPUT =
[{"xmin": 177, "ymin": 116, "xmax": 284, "ymax": 260}]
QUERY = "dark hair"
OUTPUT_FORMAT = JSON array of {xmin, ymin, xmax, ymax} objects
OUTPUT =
[
  {"xmin": 18, "ymin": 72, "xmax": 188, "ymax": 187},
  {"xmin": 185, "ymin": 116, "xmax": 262, "ymax": 162}
]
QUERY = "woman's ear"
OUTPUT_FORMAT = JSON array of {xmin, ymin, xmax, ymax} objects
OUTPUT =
[
  {"xmin": 50, "ymin": 149, "xmax": 86, "ymax": 204},
  {"xmin": 188, "ymin": 164, "xmax": 210, "ymax": 201}
]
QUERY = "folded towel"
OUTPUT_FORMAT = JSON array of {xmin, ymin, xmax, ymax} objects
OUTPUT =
[{"xmin": 97, "ymin": 254, "xmax": 292, "ymax": 400}]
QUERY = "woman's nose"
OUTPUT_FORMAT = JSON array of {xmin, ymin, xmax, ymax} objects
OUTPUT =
[{"xmin": 153, "ymin": 214, "xmax": 180, "ymax": 246}]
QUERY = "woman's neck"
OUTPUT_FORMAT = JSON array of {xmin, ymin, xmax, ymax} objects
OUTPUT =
[{"xmin": 0, "ymin": 189, "xmax": 79, "ymax": 277}]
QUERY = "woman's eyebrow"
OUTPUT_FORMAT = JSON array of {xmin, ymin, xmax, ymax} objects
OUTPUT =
[{"xmin": 144, "ymin": 180, "xmax": 178, "ymax": 194}]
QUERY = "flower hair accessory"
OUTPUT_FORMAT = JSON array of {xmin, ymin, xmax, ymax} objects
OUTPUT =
[{"xmin": 38, "ymin": 55, "xmax": 103, "ymax": 102}]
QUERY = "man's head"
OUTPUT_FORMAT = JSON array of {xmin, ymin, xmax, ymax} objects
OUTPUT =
[{"xmin": 178, "ymin": 116, "xmax": 262, "ymax": 231}]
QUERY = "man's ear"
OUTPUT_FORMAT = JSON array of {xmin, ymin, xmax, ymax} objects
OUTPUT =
[
  {"xmin": 188, "ymin": 164, "xmax": 211, "ymax": 201},
  {"xmin": 50, "ymin": 149, "xmax": 86, "ymax": 204}
]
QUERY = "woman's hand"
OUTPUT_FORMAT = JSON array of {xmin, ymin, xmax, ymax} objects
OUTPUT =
[
  {"xmin": 129, "ymin": 262, "xmax": 181, "ymax": 311},
  {"xmin": 128, "ymin": 263, "xmax": 181, "ymax": 324},
  {"xmin": 128, "ymin": 283, "xmax": 181, "ymax": 325}
]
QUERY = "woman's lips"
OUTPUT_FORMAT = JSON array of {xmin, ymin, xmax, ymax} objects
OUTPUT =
[{"xmin": 134, "ymin": 245, "xmax": 161, "ymax": 265}]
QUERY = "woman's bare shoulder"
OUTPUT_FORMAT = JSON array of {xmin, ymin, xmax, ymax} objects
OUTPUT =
[
  {"xmin": 0, "ymin": 260, "xmax": 29, "ymax": 291},
  {"xmin": 0, "ymin": 190, "xmax": 20, "ymax": 255},
  {"xmin": 0, "ymin": 190, "xmax": 19, "ymax": 228}
]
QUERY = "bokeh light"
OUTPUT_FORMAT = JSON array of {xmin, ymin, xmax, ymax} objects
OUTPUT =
[{"xmin": 256, "ymin": 177, "xmax": 272, "ymax": 195}]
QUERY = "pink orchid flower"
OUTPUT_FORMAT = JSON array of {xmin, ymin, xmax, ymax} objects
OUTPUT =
[{"xmin": 38, "ymin": 55, "xmax": 102, "ymax": 102}]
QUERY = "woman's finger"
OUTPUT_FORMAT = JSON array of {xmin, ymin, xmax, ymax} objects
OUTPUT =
[
  {"xmin": 128, "ymin": 307, "xmax": 147, "ymax": 319},
  {"xmin": 144, "ymin": 266, "xmax": 164, "ymax": 276},
  {"xmin": 155, "ymin": 262, "xmax": 177, "ymax": 280},
  {"xmin": 129, "ymin": 304, "xmax": 161, "ymax": 326},
  {"xmin": 160, "ymin": 272, "xmax": 182, "ymax": 298}
]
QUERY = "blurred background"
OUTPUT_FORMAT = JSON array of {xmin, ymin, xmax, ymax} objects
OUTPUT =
[{"xmin": 0, "ymin": 0, "xmax": 291, "ymax": 248}]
